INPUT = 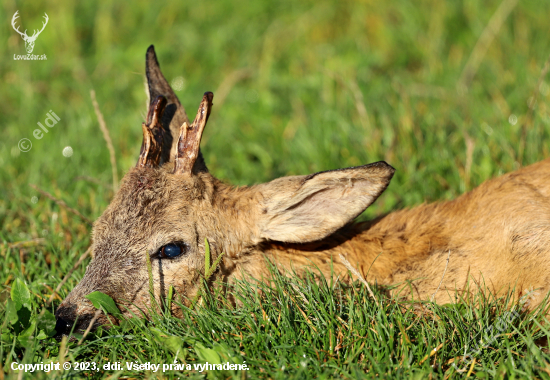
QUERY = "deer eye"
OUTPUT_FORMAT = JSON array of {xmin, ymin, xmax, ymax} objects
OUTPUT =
[{"xmin": 159, "ymin": 243, "xmax": 187, "ymax": 258}]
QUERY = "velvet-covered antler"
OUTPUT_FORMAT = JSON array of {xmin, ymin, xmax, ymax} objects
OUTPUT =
[
  {"xmin": 173, "ymin": 92, "xmax": 214, "ymax": 175},
  {"xmin": 137, "ymin": 95, "xmax": 167, "ymax": 168}
]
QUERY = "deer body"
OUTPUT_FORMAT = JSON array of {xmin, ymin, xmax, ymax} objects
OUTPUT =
[
  {"xmin": 257, "ymin": 158, "xmax": 550, "ymax": 307},
  {"xmin": 54, "ymin": 46, "xmax": 550, "ymax": 337}
]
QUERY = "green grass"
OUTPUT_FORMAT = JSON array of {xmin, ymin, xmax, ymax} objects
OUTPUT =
[{"xmin": 2, "ymin": 0, "xmax": 550, "ymax": 378}]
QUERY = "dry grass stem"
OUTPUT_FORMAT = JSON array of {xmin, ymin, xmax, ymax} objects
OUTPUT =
[
  {"xmin": 77, "ymin": 309, "xmax": 102, "ymax": 345},
  {"xmin": 463, "ymin": 134, "xmax": 475, "ymax": 191},
  {"xmin": 348, "ymin": 78, "xmax": 371, "ymax": 131},
  {"xmin": 90, "ymin": 89, "xmax": 119, "ymax": 191},
  {"xmin": 419, "ymin": 342, "xmax": 445, "ymax": 365},
  {"xmin": 407, "ymin": 83, "xmax": 448, "ymax": 99},
  {"xmin": 290, "ymin": 282, "xmax": 310, "ymax": 305},
  {"xmin": 46, "ymin": 247, "xmax": 91, "ymax": 307},
  {"xmin": 30, "ymin": 184, "xmax": 93, "ymax": 226},
  {"xmin": 214, "ymin": 68, "xmax": 252, "ymax": 107},
  {"xmin": 466, "ymin": 358, "xmax": 477, "ymax": 377},
  {"xmin": 339, "ymin": 254, "xmax": 380, "ymax": 307},
  {"xmin": 57, "ymin": 336, "xmax": 68, "ymax": 367},
  {"xmin": 75, "ymin": 175, "xmax": 112, "ymax": 189},
  {"xmin": 518, "ymin": 52, "xmax": 550, "ymax": 163},
  {"xmin": 457, "ymin": 0, "xmax": 519, "ymax": 93},
  {"xmin": 431, "ymin": 250, "xmax": 451, "ymax": 302},
  {"xmin": 7, "ymin": 238, "xmax": 46, "ymax": 249},
  {"xmin": 325, "ymin": 70, "xmax": 371, "ymax": 131}
]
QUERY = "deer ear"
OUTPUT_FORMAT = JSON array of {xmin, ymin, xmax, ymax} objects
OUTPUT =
[
  {"xmin": 145, "ymin": 46, "xmax": 188, "ymax": 165},
  {"xmin": 255, "ymin": 161, "xmax": 395, "ymax": 243}
]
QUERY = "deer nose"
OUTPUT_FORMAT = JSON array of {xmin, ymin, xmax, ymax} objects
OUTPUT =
[
  {"xmin": 54, "ymin": 303, "xmax": 78, "ymax": 339},
  {"xmin": 53, "ymin": 317, "xmax": 74, "ymax": 339}
]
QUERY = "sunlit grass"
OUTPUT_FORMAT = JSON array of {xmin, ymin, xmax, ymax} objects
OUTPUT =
[{"xmin": 2, "ymin": 0, "xmax": 550, "ymax": 378}]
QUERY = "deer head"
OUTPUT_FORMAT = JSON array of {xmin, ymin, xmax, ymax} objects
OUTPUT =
[
  {"xmin": 11, "ymin": 11, "xmax": 48, "ymax": 54},
  {"xmin": 54, "ymin": 46, "xmax": 395, "ymax": 338}
]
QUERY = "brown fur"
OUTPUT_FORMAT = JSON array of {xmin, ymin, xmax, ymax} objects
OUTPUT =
[
  {"xmin": 54, "ymin": 46, "xmax": 550, "ymax": 336},
  {"xmin": 261, "ymin": 158, "xmax": 550, "ymax": 307}
]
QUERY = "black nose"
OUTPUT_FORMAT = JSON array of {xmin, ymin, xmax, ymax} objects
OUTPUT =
[
  {"xmin": 53, "ymin": 317, "xmax": 74, "ymax": 340},
  {"xmin": 54, "ymin": 303, "xmax": 79, "ymax": 339}
]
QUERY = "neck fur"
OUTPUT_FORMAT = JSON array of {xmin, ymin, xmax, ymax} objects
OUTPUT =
[{"xmin": 263, "ymin": 202, "xmax": 449, "ymax": 287}]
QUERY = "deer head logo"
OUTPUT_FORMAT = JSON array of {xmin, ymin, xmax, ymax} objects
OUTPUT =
[{"xmin": 11, "ymin": 11, "xmax": 48, "ymax": 54}]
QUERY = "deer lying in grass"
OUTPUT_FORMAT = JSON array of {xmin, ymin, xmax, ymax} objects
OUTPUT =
[{"xmin": 54, "ymin": 45, "xmax": 550, "ymax": 337}]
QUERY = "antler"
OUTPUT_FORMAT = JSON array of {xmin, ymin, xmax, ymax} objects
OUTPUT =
[
  {"xmin": 137, "ymin": 96, "xmax": 167, "ymax": 168},
  {"xmin": 173, "ymin": 92, "xmax": 214, "ymax": 175},
  {"xmin": 30, "ymin": 13, "xmax": 48, "ymax": 38},
  {"xmin": 11, "ymin": 11, "xmax": 27, "ymax": 38}
]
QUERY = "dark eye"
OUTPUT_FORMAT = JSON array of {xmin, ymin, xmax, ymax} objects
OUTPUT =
[{"xmin": 159, "ymin": 243, "xmax": 187, "ymax": 259}]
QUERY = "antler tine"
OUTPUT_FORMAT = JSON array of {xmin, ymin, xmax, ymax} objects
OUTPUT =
[
  {"xmin": 31, "ymin": 13, "xmax": 48, "ymax": 38},
  {"xmin": 11, "ymin": 11, "xmax": 26, "ymax": 37},
  {"xmin": 38, "ymin": 13, "xmax": 48, "ymax": 35},
  {"xmin": 173, "ymin": 92, "xmax": 214, "ymax": 175},
  {"xmin": 137, "ymin": 96, "xmax": 167, "ymax": 168}
]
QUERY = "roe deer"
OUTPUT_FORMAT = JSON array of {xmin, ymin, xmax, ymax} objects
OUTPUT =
[{"xmin": 54, "ymin": 45, "xmax": 550, "ymax": 337}]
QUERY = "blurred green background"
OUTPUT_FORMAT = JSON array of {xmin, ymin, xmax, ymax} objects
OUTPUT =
[
  {"xmin": 1, "ymin": 1, "xmax": 550, "ymax": 378},
  {"xmin": 1, "ymin": 0, "xmax": 550, "ymax": 282}
]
